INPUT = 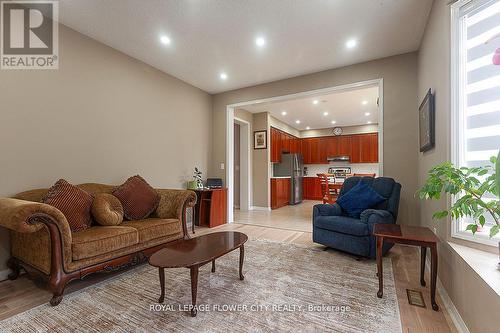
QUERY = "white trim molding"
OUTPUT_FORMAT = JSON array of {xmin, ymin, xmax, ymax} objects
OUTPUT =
[{"xmin": 426, "ymin": 259, "xmax": 470, "ymax": 333}]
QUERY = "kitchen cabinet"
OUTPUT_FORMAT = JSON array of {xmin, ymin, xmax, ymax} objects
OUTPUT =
[
  {"xmin": 302, "ymin": 177, "xmax": 323, "ymax": 200},
  {"xmin": 271, "ymin": 178, "xmax": 291, "ymax": 209},
  {"xmin": 351, "ymin": 133, "xmax": 378, "ymax": 163},
  {"xmin": 301, "ymin": 133, "xmax": 377, "ymax": 164},
  {"xmin": 270, "ymin": 127, "xmax": 300, "ymax": 163}
]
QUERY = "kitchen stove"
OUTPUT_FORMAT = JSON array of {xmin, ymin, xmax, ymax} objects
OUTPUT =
[{"xmin": 328, "ymin": 167, "xmax": 352, "ymax": 183}]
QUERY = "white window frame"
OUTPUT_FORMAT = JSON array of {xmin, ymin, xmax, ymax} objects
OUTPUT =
[{"xmin": 451, "ymin": 0, "xmax": 500, "ymax": 247}]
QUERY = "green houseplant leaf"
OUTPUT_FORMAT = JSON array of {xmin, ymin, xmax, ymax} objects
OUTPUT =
[{"xmin": 418, "ymin": 156, "xmax": 500, "ymax": 239}]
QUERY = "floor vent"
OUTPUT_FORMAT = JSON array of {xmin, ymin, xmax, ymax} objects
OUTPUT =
[{"xmin": 406, "ymin": 289, "xmax": 426, "ymax": 308}]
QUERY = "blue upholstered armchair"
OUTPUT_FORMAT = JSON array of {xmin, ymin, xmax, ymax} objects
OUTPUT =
[{"xmin": 313, "ymin": 176, "xmax": 402, "ymax": 259}]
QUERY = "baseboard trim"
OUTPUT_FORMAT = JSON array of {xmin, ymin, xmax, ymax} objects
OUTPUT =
[
  {"xmin": 0, "ymin": 268, "xmax": 10, "ymax": 282},
  {"xmin": 250, "ymin": 206, "xmax": 271, "ymax": 211},
  {"xmin": 425, "ymin": 259, "xmax": 470, "ymax": 333}
]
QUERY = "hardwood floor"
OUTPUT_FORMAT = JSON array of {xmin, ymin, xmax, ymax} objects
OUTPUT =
[{"xmin": 0, "ymin": 210, "xmax": 457, "ymax": 332}]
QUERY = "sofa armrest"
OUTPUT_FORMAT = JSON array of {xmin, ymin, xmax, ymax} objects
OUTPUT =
[
  {"xmin": 313, "ymin": 203, "xmax": 343, "ymax": 220},
  {"xmin": 155, "ymin": 189, "xmax": 197, "ymax": 237},
  {"xmin": 0, "ymin": 198, "xmax": 73, "ymax": 272},
  {"xmin": 0, "ymin": 198, "xmax": 72, "ymax": 238},
  {"xmin": 360, "ymin": 209, "xmax": 395, "ymax": 233}
]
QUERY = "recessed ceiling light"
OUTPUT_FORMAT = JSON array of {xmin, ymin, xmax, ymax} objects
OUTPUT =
[
  {"xmin": 365, "ymin": 112, "xmax": 371, "ymax": 116},
  {"xmin": 367, "ymin": 121, "xmax": 372, "ymax": 124},
  {"xmin": 312, "ymin": 100, "xmax": 319, "ymax": 105},
  {"xmin": 160, "ymin": 35, "xmax": 171, "ymax": 45},
  {"xmin": 331, "ymin": 120, "xmax": 337, "ymax": 124},
  {"xmin": 295, "ymin": 120, "xmax": 301, "ymax": 124},
  {"xmin": 306, "ymin": 126, "xmax": 310, "ymax": 130},
  {"xmin": 220, "ymin": 72, "xmax": 228, "ymax": 80},
  {"xmin": 362, "ymin": 100, "xmax": 368, "ymax": 105},
  {"xmin": 323, "ymin": 111, "xmax": 329, "ymax": 116},
  {"xmin": 255, "ymin": 37, "xmax": 266, "ymax": 47},
  {"xmin": 281, "ymin": 111, "xmax": 287, "ymax": 116},
  {"xmin": 346, "ymin": 39, "xmax": 357, "ymax": 49}
]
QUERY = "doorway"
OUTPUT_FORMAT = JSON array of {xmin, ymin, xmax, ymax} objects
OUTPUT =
[{"xmin": 225, "ymin": 79, "xmax": 384, "ymax": 224}]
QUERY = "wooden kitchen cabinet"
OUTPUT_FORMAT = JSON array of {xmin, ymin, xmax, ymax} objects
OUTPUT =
[
  {"xmin": 271, "ymin": 178, "xmax": 291, "ymax": 209},
  {"xmin": 270, "ymin": 127, "xmax": 300, "ymax": 163},
  {"xmin": 351, "ymin": 133, "xmax": 378, "ymax": 163},
  {"xmin": 302, "ymin": 177, "xmax": 323, "ymax": 200}
]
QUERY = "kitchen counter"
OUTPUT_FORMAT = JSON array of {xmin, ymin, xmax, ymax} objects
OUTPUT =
[{"xmin": 271, "ymin": 176, "xmax": 292, "ymax": 179}]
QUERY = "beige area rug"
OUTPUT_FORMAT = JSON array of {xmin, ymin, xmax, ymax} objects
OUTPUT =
[{"xmin": 0, "ymin": 240, "xmax": 401, "ymax": 333}]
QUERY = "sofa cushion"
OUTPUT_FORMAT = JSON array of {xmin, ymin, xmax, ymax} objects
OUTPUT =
[
  {"xmin": 336, "ymin": 181, "xmax": 386, "ymax": 218},
  {"xmin": 112, "ymin": 175, "xmax": 159, "ymax": 220},
  {"xmin": 72, "ymin": 226, "xmax": 139, "ymax": 261},
  {"xmin": 314, "ymin": 216, "xmax": 370, "ymax": 236},
  {"xmin": 42, "ymin": 179, "xmax": 93, "ymax": 232},
  {"xmin": 91, "ymin": 193, "xmax": 124, "ymax": 226},
  {"xmin": 122, "ymin": 218, "xmax": 181, "ymax": 243}
]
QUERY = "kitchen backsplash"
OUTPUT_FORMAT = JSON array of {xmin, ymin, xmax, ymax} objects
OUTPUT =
[{"xmin": 303, "ymin": 163, "xmax": 379, "ymax": 177}]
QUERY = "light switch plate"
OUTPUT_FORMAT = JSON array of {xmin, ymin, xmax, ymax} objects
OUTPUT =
[{"xmin": 220, "ymin": 163, "xmax": 225, "ymax": 170}]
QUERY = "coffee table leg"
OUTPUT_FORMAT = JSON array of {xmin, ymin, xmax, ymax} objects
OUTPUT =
[
  {"xmin": 420, "ymin": 246, "xmax": 427, "ymax": 287},
  {"xmin": 239, "ymin": 244, "xmax": 245, "ymax": 281},
  {"xmin": 190, "ymin": 266, "xmax": 199, "ymax": 317},
  {"xmin": 211, "ymin": 260, "xmax": 215, "ymax": 273},
  {"xmin": 430, "ymin": 243, "xmax": 439, "ymax": 311},
  {"xmin": 158, "ymin": 267, "xmax": 165, "ymax": 303},
  {"xmin": 376, "ymin": 236, "xmax": 383, "ymax": 298}
]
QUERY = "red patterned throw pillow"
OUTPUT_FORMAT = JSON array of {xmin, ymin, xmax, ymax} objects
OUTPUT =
[
  {"xmin": 42, "ymin": 179, "xmax": 93, "ymax": 232},
  {"xmin": 112, "ymin": 175, "xmax": 159, "ymax": 220}
]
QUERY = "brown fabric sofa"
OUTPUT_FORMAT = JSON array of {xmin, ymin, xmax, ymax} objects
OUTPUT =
[{"xmin": 0, "ymin": 183, "xmax": 196, "ymax": 306}]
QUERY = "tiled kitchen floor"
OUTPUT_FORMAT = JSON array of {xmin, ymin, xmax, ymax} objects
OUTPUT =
[{"xmin": 233, "ymin": 200, "xmax": 318, "ymax": 232}]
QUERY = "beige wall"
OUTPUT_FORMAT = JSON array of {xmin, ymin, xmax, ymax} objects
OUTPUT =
[
  {"xmin": 417, "ymin": 1, "xmax": 500, "ymax": 332},
  {"xmin": 0, "ymin": 25, "xmax": 212, "ymax": 277},
  {"xmin": 211, "ymin": 52, "xmax": 420, "ymax": 225},
  {"xmin": 251, "ymin": 112, "xmax": 270, "ymax": 207}
]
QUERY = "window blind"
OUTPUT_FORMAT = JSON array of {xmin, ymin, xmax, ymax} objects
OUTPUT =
[{"xmin": 459, "ymin": 0, "xmax": 500, "ymax": 230}]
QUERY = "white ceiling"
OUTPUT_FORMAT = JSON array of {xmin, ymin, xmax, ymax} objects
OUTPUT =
[
  {"xmin": 59, "ymin": 0, "xmax": 433, "ymax": 94},
  {"xmin": 243, "ymin": 86, "xmax": 379, "ymax": 130}
]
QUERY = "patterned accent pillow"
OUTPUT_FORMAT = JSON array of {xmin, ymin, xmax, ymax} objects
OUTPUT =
[
  {"xmin": 112, "ymin": 175, "xmax": 159, "ymax": 220},
  {"xmin": 42, "ymin": 179, "xmax": 93, "ymax": 232},
  {"xmin": 91, "ymin": 193, "xmax": 124, "ymax": 226}
]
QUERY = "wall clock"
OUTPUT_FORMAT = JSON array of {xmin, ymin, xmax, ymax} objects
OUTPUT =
[{"xmin": 332, "ymin": 127, "xmax": 343, "ymax": 136}]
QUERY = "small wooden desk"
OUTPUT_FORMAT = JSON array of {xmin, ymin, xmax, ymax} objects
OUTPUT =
[
  {"xmin": 373, "ymin": 224, "xmax": 440, "ymax": 311},
  {"xmin": 192, "ymin": 188, "xmax": 227, "ymax": 232}
]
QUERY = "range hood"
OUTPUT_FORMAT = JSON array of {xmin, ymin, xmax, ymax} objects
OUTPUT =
[{"xmin": 327, "ymin": 155, "xmax": 350, "ymax": 162}]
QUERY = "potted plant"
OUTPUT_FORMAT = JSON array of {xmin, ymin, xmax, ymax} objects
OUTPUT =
[{"xmin": 418, "ymin": 153, "xmax": 500, "ymax": 264}]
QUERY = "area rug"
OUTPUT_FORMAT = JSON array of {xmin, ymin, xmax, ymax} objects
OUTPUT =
[{"xmin": 0, "ymin": 240, "xmax": 401, "ymax": 333}]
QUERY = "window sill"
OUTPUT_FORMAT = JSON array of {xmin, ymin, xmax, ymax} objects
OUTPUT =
[{"xmin": 448, "ymin": 241, "xmax": 500, "ymax": 297}]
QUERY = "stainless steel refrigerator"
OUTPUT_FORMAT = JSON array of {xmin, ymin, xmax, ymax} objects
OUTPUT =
[{"xmin": 273, "ymin": 153, "xmax": 303, "ymax": 205}]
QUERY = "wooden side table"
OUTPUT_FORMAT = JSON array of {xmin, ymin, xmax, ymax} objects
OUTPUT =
[{"xmin": 373, "ymin": 224, "xmax": 440, "ymax": 311}]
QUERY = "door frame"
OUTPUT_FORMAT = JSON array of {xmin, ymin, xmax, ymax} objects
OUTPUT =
[
  {"xmin": 225, "ymin": 78, "xmax": 384, "ymax": 223},
  {"xmin": 234, "ymin": 117, "xmax": 251, "ymax": 212}
]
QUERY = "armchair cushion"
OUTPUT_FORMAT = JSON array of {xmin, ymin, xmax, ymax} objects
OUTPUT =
[
  {"xmin": 360, "ymin": 209, "xmax": 395, "ymax": 233},
  {"xmin": 314, "ymin": 216, "xmax": 370, "ymax": 236},
  {"xmin": 336, "ymin": 182, "xmax": 386, "ymax": 219},
  {"xmin": 312, "ymin": 203, "xmax": 343, "ymax": 219}
]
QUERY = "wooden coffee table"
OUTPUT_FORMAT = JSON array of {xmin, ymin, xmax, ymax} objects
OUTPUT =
[
  {"xmin": 148, "ymin": 231, "xmax": 248, "ymax": 317},
  {"xmin": 373, "ymin": 224, "xmax": 440, "ymax": 311}
]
